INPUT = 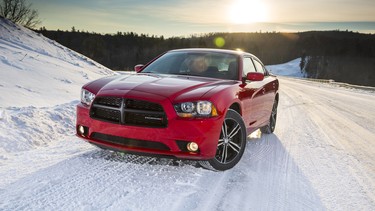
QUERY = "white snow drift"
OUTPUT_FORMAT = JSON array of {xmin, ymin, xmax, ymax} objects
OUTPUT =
[
  {"xmin": 267, "ymin": 58, "xmax": 305, "ymax": 77},
  {"xmin": 0, "ymin": 17, "xmax": 114, "ymax": 108},
  {"xmin": 0, "ymin": 17, "xmax": 114, "ymax": 153}
]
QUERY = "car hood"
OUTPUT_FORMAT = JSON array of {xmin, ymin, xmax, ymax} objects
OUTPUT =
[{"xmin": 97, "ymin": 73, "xmax": 234, "ymax": 101}]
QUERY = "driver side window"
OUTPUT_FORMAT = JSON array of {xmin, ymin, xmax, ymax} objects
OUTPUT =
[
  {"xmin": 253, "ymin": 59, "xmax": 265, "ymax": 74},
  {"xmin": 242, "ymin": 57, "xmax": 256, "ymax": 77}
]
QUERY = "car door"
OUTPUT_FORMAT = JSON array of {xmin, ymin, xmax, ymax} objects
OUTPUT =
[
  {"xmin": 252, "ymin": 58, "xmax": 276, "ymax": 125},
  {"xmin": 238, "ymin": 57, "xmax": 265, "ymax": 132}
]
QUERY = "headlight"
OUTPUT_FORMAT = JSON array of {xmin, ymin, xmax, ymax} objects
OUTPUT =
[
  {"xmin": 181, "ymin": 102, "xmax": 195, "ymax": 113},
  {"xmin": 196, "ymin": 101, "xmax": 212, "ymax": 115},
  {"xmin": 174, "ymin": 101, "xmax": 218, "ymax": 118},
  {"xmin": 81, "ymin": 88, "xmax": 95, "ymax": 106}
]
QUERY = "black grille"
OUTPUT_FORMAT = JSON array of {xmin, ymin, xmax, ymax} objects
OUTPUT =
[
  {"xmin": 95, "ymin": 97, "xmax": 122, "ymax": 108},
  {"xmin": 91, "ymin": 132, "xmax": 170, "ymax": 151},
  {"xmin": 91, "ymin": 107, "xmax": 121, "ymax": 123},
  {"xmin": 90, "ymin": 97, "xmax": 167, "ymax": 128},
  {"xmin": 125, "ymin": 99, "xmax": 163, "ymax": 112}
]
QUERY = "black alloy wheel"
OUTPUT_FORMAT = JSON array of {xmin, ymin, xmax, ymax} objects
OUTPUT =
[{"xmin": 199, "ymin": 109, "xmax": 247, "ymax": 171}]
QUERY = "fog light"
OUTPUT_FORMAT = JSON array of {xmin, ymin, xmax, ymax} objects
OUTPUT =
[
  {"xmin": 78, "ymin": 125, "xmax": 85, "ymax": 134},
  {"xmin": 78, "ymin": 125, "xmax": 88, "ymax": 137},
  {"xmin": 187, "ymin": 142, "xmax": 199, "ymax": 152}
]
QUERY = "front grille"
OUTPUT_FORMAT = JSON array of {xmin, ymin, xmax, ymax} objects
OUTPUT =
[
  {"xmin": 92, "ymin": 107, "xmax": 121, "ymax": 123},
  {"xmin": 95, "ymin": 97, "xmax": 122, "ymax": 107},
  {"xmin": 90, "ymin": 97, "xmax": 167, "ymax": 128},
  {"xmin": 91, "ymin": 132, "xmax": 170, "ymax": 151},
  {"xmin": 125, "ymin": 99, "xmax": 163, "ymax": 112}
]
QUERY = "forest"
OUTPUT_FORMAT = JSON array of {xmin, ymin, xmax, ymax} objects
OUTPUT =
[{"xmin": 37, "ymin": 28, "xmax": 375, "ymax": 86}]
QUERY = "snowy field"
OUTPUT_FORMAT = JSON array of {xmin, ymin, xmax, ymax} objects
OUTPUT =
[{"xmin": 1, "ymin": 18, "xmax": 375, "ymax": 210}]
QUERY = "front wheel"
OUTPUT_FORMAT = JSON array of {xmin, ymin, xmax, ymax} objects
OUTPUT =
[{"xmin": 199, "ymin": 109, "xmax": 247, "ymax": 171}]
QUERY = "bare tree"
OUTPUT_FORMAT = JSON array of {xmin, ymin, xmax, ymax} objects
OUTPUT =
[{"xmin": 0, "ymin": 0, "xmax": 41, "ymax": 28}]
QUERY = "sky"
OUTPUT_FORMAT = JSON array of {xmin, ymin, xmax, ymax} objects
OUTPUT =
[{"xmin": 30, "ymin": 0, "xmax": 375, "ymax": 37}]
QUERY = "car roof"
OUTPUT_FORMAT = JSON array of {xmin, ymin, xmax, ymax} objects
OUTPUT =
[{"xmin": 168, "ymin": 48, "xmax": 256, "ymax": 58}]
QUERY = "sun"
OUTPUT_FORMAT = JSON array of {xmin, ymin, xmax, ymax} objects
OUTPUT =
[{"xmin": 228, "ymin": 0, "xmax": 268, "ymax": 24}]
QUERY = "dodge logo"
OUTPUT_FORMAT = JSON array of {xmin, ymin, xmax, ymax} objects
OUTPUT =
[{"xmin": 144, "ymin": 116, "xmax": 163, "ymax": 121}]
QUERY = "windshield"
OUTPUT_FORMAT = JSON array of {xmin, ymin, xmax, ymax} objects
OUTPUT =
[{"xmin": 142, "ymin": 51, "xmax": 239, "ymax": 80}]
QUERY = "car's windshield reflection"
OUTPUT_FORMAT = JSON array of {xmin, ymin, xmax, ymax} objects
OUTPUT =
[{"xmin": 142, "ymin": 52, "xmax": 239, "ymax": 80}]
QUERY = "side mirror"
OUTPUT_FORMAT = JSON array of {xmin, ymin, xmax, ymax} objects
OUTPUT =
[
  {"xmin": 247, "ymin": 72, "xmax": 264, "ymax": 81},
  {"xmin": 134, "ymin": 64, "xmax": 144, "ymax": 73}
]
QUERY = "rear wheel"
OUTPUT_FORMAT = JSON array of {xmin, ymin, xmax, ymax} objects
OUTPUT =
[
  {"xmin": 260, "ymin": 98, "xmax": 278, "ymax": 134},
  {"xmin": 199, "ymin": 109, "xmax": 247, "ymax": 171}
]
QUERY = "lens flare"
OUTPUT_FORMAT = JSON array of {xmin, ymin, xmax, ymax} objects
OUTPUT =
[{"xmin": 214, "ymin": 37, "xmax": 225, "ymax": 48}]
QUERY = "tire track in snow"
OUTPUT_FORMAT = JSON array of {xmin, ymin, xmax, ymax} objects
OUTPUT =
[
  {"xmin": 0, "ymin": 148, "xmax": 203, "ymax": 211},
  {"xmin": 168, "ymin": 137, "xmax": 270, "ymax": 211},
  {"xmin": 169, "ymin": 132, "xmax": 323, "ymax": 211},
  {"xmin": 237, "ymin": 135, "xmax": 322, "ymax": 210},
  {"xmin": 169, "ymin": 170, "xmax": 232, "ymax": 211},
  {"xmin": 0, "ymin": 150, "xmax": 143, "ymax": 210},
  {"xmin": 279, "ymin": 78, "xmax": 375, "ymax": 210}
]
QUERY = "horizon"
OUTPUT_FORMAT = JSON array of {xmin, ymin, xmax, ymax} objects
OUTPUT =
[
  {"xmin": 39, "ymin": 21, "xmax": 375, "ymax": 38},
  {"xmin": 30, "ymin": 0, "xmax": 375, "ymax": 37}
]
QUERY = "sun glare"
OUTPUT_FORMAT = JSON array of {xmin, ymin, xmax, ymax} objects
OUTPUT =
[{"xmin": 228, "ymin": 0, "xmax": 267, "ymax": 24}]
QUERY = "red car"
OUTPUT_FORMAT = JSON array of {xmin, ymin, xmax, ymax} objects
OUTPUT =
[{"xmin": 76, "ymin": 48, "xmax": 279, "ymax": 171}]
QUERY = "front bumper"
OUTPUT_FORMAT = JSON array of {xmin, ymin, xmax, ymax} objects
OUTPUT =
[{"xmin": 76, "ymin": 102, "xmax": 224, "ymax": 160}]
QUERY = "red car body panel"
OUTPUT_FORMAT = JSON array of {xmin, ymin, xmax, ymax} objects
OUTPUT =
[{"xmin": 76, "ymin": 48, "xmax": 278, "ymax": 160}]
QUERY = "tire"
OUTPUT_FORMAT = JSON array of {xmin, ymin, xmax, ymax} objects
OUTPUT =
[
  {"xmin": 260, "ymin": 98, "xmax": 278, "ymax": 134},
  {"xmin": 199, "ymin": 109, "xmax": 247, "ymax": 171}
]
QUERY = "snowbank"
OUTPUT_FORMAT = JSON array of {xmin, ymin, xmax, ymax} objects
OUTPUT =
[
  {"xmin": 0, "ymin": 17, "xmax": 115, "ymax": 108},
  {"xmin": 0, "ymin": 101, "xmax": 77, "ymax": 153},
  {"xmin": 0, "ymin": 17, "xmax": 114, "ymax": 153},
  {"xmin": 266, "ymin": 58, "xmax": 305, "ymax": 78}
]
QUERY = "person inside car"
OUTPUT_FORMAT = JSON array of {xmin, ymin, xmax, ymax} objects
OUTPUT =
[{"xmin": 188, "ymin": 55, "xmax": 209, "ymax": 74}]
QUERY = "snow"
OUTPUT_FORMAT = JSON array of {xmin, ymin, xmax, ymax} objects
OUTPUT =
[
  {"xmin": 266, "ymin": 58, "xmax": 305, "ymax": 77},
  {"xmin": 1, "ymin": 18, "xmax": 375, "ymax": 210},
  {"xmin": 0, "ymin": 17, "xmax": 115, "ymax": 153},
  {"xmin": 0, "ymin": 17, "xmax": 114, "ymax": 108}
]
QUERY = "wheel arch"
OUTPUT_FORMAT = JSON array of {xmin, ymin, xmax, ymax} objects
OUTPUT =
[{"xmin": 229, "ymin": 102, "xmax": 241, "ymax": 116}]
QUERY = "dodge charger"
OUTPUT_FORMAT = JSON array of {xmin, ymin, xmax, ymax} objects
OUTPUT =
[{"xmin": 76, "ymin": 48, "xmax": 279, "ymax": 171}]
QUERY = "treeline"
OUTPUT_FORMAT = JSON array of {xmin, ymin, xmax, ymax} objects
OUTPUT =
[{"xmin": 37, "ymin": 28, "xmax": 375, "ymax": 86}]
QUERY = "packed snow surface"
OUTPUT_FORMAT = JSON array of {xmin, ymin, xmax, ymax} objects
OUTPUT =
[{"xmin": 1, "ymin": 18, "xmax": 375, "ymax": 210}]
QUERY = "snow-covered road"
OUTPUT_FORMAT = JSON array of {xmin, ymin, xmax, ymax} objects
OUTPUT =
[{"xmin": 1, "ymin": 77, "xmax": 374, "ymax": 210}]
